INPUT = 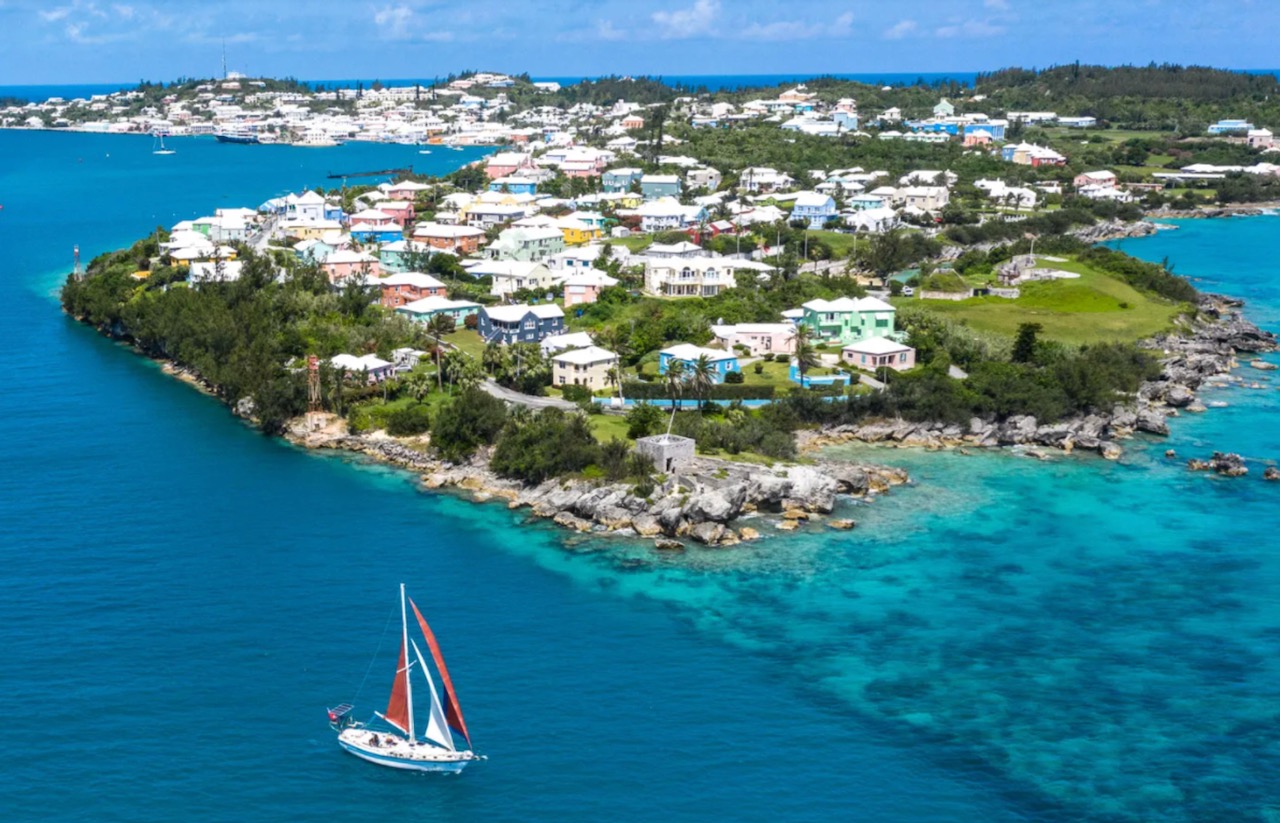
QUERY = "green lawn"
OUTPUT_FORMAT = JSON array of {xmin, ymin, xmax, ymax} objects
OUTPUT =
[
  {"xmin": 807, "ymin": 230, "xmax": 865, "ymax": 259},
  {"xmin": 605, "ymin": 236, "xmax": 653, "ymax": 253},
  {"xmin": 444, "ymin": 329, "xmax": 487, "ymax": 359},
  {"xmin": 902, "ymin": 257, "xmax": 1190, "ymax": 345},
  {"xmin": 588, "ymin": 413, "xmax": 632, "ymax": 442}
]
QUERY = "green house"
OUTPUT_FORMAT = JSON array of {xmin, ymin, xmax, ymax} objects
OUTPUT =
[{"xmin": 800, "ymin": 297, "xmax": 899, "ymax": 345}]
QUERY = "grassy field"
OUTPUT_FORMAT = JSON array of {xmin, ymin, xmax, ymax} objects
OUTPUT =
[
  {"xmin": 807, "ymin": 230, "xmax": 865, "ymax": 259},
  {"xmin": 444, "ymin": 328, "xmax": 488, "ymax": 359},
  {"xmin": 902, "ymin": 257, "xmax": 1189, "ymax": 346},
  {"xmin": 587, "ymin": 412, "xmax": 632, "ymax": 442},
  {"xmin": 605, "ymin": 235, "xmax": 653, "ymax": 253}
]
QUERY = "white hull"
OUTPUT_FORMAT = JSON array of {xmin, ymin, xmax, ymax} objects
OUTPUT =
[{"xmin": 337, "ymin": 728, "xmax": 475, "ymax": 773}]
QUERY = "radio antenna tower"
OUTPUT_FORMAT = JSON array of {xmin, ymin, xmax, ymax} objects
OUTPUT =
[
  {"xmin": 221, "ymin": 39, "xmax": 227, "ymax": 80},
  {"xmin": 73, "ymin": 245, "xmax": 82, "ymax": 279},
  {"xmin": 307, "ymin": 354, "xmax": 323, "ymax": 430}
]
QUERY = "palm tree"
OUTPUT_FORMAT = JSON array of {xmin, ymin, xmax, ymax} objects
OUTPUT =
[
  {"xmin": 792, "ymin": 324, "xmax": 821, "ymax": 386},
  {"xmin": 404, "ymin": 369, "xmax": 433, "ymax": 402},
  {"xmin": 605, "ymin": 365, "xmax": 625, "ymax": 403},
  {"xmin": 687, "ymin": 354, "xmax": 716, "ymax": 412},
  {"xmin": 426, "ymin": 312, "xmax": 456, "ymax": 340},
  {"xmin": 663, "ymin": 358, "xmax": 686, "ymax": 436}
]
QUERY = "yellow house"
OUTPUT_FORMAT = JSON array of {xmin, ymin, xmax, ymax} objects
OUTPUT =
[
  {"xmin": 556, "ymin": 217, "xmax": 601, "ymax": 246},
  {"xmin": 282, "ymin": 219, "xmax": 343, "ymax": 241},
  {"xmin": 552, "ymin": 346, "xmax": 619, "ymax": 392}
]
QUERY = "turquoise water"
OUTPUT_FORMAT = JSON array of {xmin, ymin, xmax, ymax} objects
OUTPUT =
[{"xmin": 2, "ymin": 131, "xmax": 1279, "ymax": 821}]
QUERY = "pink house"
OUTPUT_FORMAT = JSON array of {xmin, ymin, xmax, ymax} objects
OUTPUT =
[
  {"xmin": 378, "ymin": 272, "xmax": 447, "ymax": 308},
  {"xmin": 322, "ymin": 250, "xmax": 381, "ymax": 283},
  {"xmin": 348, "ymin": 208, "xmax": 397, "ymax": 227},
  {"xmin": 842, "ymin": 338, "xmax": 916, "ymax": 372},
  {"xmin": 1073, "ymin": 170, "xmax": 1117, "ymax": 190},
  {"xmin": 485, "ymin": 152, "xmax": 534, "ymax": 180},
  {"xmin": 710, "ymin": 323, "xmax": 797, "ymax": 356},
  {"xmin": 563, "ymin": 160, "xmax": 601, "ymax": 179},
  {"xmin": 372, "ymin": 200, "xmax": 414, "ymax": 226},
  {"xmin": 562, "ymin": 270, "xmax": 618, "ymax": 307},
  {"xmin": 385, "ymin": 180, "xmax": 431, "ymax": 201}
]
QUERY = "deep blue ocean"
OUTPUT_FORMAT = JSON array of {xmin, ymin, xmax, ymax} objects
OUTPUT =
[{"xmin": 1, "ymin": 130, "xmax": 1279, "ymax": 822}]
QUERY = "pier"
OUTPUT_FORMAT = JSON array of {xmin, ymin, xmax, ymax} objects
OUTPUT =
[{"xmin": 326, "ymin": 167, "xmax": 413, "ymax": 180}]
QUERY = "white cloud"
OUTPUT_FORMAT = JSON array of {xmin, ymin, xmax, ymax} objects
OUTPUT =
[
  {"xmin": 374, "ymin": 3, "xmax": 414, "ymax": 38},
  {"xmin": 883, "ymin": 19, "xmax": 917, "ymax": 39},
  {"xmin": 39, "ymin": 6, "xmax": 72, "ymax": 21},
  {"xmin": 111, "ymin": 3, "xmax": 135, "ymax": 20},
  {"xmin": 935, "ymin": 19, "xmax": 1004, "ymax": 38},
  {"xmin": 595, "ymin": 19, "xmax": 625, "ymax": 41},
  {"xmin": 740, "ymin": 11, "xmax": 854, "ymax": 41},
  {"xmin": 651, "ymin": 0, "xmax": 720, "ymax": 39}
]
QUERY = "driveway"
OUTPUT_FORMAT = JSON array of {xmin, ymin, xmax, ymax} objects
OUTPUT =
[{"xmin": 480, "ymin": 379, "xmax": 578, "ymax": 410}]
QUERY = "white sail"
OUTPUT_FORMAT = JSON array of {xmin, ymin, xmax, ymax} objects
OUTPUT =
[{"xmin": 412, "ymin": 639, "xmax": 456, "ymax": 752}]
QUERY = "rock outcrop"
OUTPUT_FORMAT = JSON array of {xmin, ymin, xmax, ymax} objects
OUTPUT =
[
  {"xmin": 287, "ymin": 427, "xmax": 908, "ymax": 547},
  {"xmin": 801, "ymin": 294, "xmax": 1276, "ymax": 462}
]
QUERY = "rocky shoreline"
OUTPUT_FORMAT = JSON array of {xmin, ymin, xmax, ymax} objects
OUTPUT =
[
  {"xmin": 800, "ymin": 294, "xmax": 1278, "ymax": 461},
  {"xmin": 287, "ymin": 423, "xmax": 910, "ymax": 548}
]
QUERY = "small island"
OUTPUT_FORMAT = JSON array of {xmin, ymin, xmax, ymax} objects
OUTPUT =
[{"xmin": 60, "ymin": 66, "xmax": 1280, "ymax": 545}]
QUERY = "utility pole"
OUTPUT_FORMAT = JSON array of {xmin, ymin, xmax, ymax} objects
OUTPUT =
[{"xmin": 221, "ymin": 39, "xmax": 227, "ymax": 80}]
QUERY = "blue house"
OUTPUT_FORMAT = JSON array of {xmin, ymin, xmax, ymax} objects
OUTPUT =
[
  {"xmin": 640, "ymin": 174, "xmax": 683, "ymax": 201},
  {"xmin": 849, "ymin": 193, "xmax": 886, "ymax": 211},
  {"xmin": 350, "ymin": 224, "xmax": 403, "ymax": 244},
  {"xmin": 378, "ymin": 239, "xmax": 434, "ymax": 273},
  {"xmin": 790, "ymin": 192, "xmax": 838, "ymax": 229},
  {"xmin": 1208, "ymin": 118, "xmax": 1255, "ymax": 135},
  {"xmin": 488, "ymin": 177, "xmax": 539, "ymax": 196},
  {"xmin": 602, "ymin": 167, "xmax": 644, "ymax": 193},
  {"xmin": 478, "ymin": 304, "xmax": 566, "ymax": 345},
  {"xmin": 832, "ymin": 110, "xmax": 859, "ymax": 131},
  {"xmin": 658, "ymin": 344, "xmax": 740, "ymax": 384},
  {"xmin": 788, "ymin": 362, "xmax": 851, "ymax": 388}
]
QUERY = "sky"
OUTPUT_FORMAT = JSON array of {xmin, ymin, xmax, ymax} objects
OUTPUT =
[{"xmin": 0, "ymin": 0, "xmax": 1276, "ymax": 85}]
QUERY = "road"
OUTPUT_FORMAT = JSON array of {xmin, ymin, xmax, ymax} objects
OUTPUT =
[{"xmin": 479, "ymin": 379, "xmax": 578, "ymax": 410}]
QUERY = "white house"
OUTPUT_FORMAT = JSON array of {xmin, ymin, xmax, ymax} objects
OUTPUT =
[
  {"xmin": 551, "ymin": 346, "xmax": 619, "ymax": 392},
  {"xmin": 470, "ymin": 260, "xmax": 557, "ymax": 298}
]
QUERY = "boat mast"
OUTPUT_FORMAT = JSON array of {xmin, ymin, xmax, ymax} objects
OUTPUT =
[{"xmin": 400, "ymin": 583, "xmax": 414, "ymax": 743}]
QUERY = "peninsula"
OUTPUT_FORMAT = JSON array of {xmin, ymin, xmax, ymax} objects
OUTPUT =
[{"xmin": 60, "ymin": 65, "xmax": 1280, "ymax": 545}]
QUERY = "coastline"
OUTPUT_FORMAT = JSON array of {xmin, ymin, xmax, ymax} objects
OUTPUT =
[{"xmin": 800, "ymin": 292, "xmax": 1278, "ymax": 465}]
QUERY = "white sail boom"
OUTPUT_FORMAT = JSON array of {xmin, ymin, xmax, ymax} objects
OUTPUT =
[{"xmin": 412, "ymin": 639, "xmax": 456, "ymax": 752}]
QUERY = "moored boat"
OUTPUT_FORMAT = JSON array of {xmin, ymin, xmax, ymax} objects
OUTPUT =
[{"xmin": 328, "ymin": 583, "xmax": 480, "ymax": 773}]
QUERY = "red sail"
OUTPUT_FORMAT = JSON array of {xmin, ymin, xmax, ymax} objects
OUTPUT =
[
  {"xmin": 383, "ymin": 643, "xmax": 411, "ymax": 734},
  {"xmin": 410, "ymin": 599, "xmax": 472, "ymax": 746}
]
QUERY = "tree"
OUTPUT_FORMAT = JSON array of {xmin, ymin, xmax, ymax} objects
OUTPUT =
[
  {"xmin": 792, "ymin": 324, "xmax": 821, "ymax": 382},
  {"xmin": 1012, "ymin": 322, "xmax": 1042, "ymax": 364},
  {"xmin": 687, "ymin": 354, "xmax": 716, "ymax": 410},
  {"xmin": 663, "ymin": 358, "xmax": 686, "ymax": 435},
  {"xmin": 429, "ymin": 387, "xmax": 507, "ymax": 461},
  {"xmin": 442, "ymin": 349, "xmax": 483, "ymax": 390},
  {"xmin": 626, "ymin": 402, "xmax": 663, "ymax": 439},
  {"xmin": 403, "ymin": 369, "xmax": 433, "ymax": 402},
  {"xmin": 426, "ymin": 312, "xmax": 456, "ymax": 339}
]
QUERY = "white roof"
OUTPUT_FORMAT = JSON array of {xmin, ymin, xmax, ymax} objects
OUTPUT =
[
  {"xmin": 350, "ymin": 208, "xmax": 393, "ymax": 221},
  {"xmin": 484, "ymin": 303, "xmax": 564, "ymax": 322},
  {"xmin": 293, "ymin": 190, "xmax": 327, "ymax": 205},
  {"xmin": 541, "ymin": 331, "xmax": 595, "ymax": 353},
  {"xmin": 399, "ymin": 296, "xmax": 480, "ymax": 314},
  {"xmin": 379, "ymin": 272, "xmax": 445, "ymax": 289},
  {"xmin": 552, "ymin": 345, "xmax": 619, "ymax": 366},
  {"xmin": 469, "ymin": 260, "xmax": 550, "ymax": 278},
  {"xmin": 413, "ymin": 222, "xmax": 485, "ymax": 238},
  {"xmin": 324, "ymin": 250, "xmax": 378, "ymax": 265},
  {"xmin": 563, "ymin": 271, "xmax": 619, "ymax": 288},
  {"xmin": 792, "ymin": 192, "xmax": 834, "ymax": 208},
  {"xmin": 803, "ymin": 296, "xmax": 894, "ymax": 313},
  {"xmin": 711, "ymin": 323, "xmax": 794, "ymax": 336},
  {"xmin": 843, "ymin": 337, "xmax": 911, "ymax": 355},
  {"xmin": 387, "ymin": 180, "xmax": 431, "ymax": 192},
  {"xmin": 330, "ymin": 353, "xmax": 392, "ymax": 371},
  {"xmin": 661, "ymin": 343, "xmax": 737, "ymax": 362}
]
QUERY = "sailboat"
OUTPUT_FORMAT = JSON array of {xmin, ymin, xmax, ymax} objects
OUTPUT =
[
  {"xmin": 152, "ymin": 132, "xmax": 175, "ymax": 155},
  {"xmin": 328, "ymin": 584, "xmax": 480, "ymax": 773}
]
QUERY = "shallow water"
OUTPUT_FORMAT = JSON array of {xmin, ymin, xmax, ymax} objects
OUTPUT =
[{"xmin": 2, "ymin": 132, "xmax": 1278, "ymax": 821}]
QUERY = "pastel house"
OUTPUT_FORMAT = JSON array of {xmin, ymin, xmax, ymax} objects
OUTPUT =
[
  {"xmin": 478, "ymin": 304, "xmax": 566, "ymax": 345},
  {"xmin": 640, "ymin": 174, "xmax": 682, "ymax": 200},
  {"xmin": 552, "ymin": 346, "xmax": 620, "ymax": 392},
  {"xmin": 378, "ymin": 239, "xmax": 433, "ymax": 273},
  {"xmin": 710, "ymin": 323, "xmax": 797, "ymax": 356},
  {"xmin": 412, "ymin": 222, "xmax": 486, "ymax": 255},
  {"xmin": 378, "ymin": 271, "xmax": 447, "ymax": 308},
  {"xmin": 602, "ymin": 167, "xmax": 644, "ymax": 193},
  {"xmin": 330, "ymin": 353, "xmax": 395, "ymax": 383},
  {"xmin": 842, "ymin": 338, "xmax": 916, "ymax": 372},
  {"xmin": 562, "ymin": 270, "xmax": 619, "ymax": 307},
  {"xmin": 322, "ymin": 249, "xmax": 381, "ymax": 283},
  {"xmin": 349, "ymin": 222, "xmax": 403, "ymax": 244},
  {"xmin": 470, "ymin": 260, "xmax": 557, "ymax": 298},
  {"xmin": 486, "ymin": 227, "xmax": 564, "ymax": 262},
  {"xmin": 790, "ymin": 192, "xmax": 838, "ymax": 228},
  {"xmin": 801, "ymin": 297, "xmax": 898, "ymax": 345},
  {"xmin": 658, "ymin": 344, "xmax": 740, "ymax": 383},
  {"xmin": 488, "ymin": 176, "xmax": 539, "ymax": 195},
  {"xmin": 395, "ymin": 296, "xmax": 481, "ymax": 327}
]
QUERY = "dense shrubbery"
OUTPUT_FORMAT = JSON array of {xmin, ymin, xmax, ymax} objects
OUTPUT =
[
  {"xmin": 1075, "ymin": 246, "xmax": 1198, "ymax": 303},
  {"xmin": 621, "ymin": 382, "xmax": 777, "ymax": 401},
  {"xmin": 61, "ymin": 246, "xmax": 426, "ymax": 434},
  {"xmin": 490, "ymin": 409, "xmax": 601, "ymax": 483},
  {"xmin": 428, "ymin": 387, "xmax": 507, "ymax": 462}
]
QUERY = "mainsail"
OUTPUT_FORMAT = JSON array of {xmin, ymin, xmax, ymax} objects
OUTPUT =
[
  {"xmin": 410, "ymin": 599, "xmax": 472, "ymax": 747},
  {"xmin": 383, "ymin": 643, "xmax": 412, "ymax": 735}
]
